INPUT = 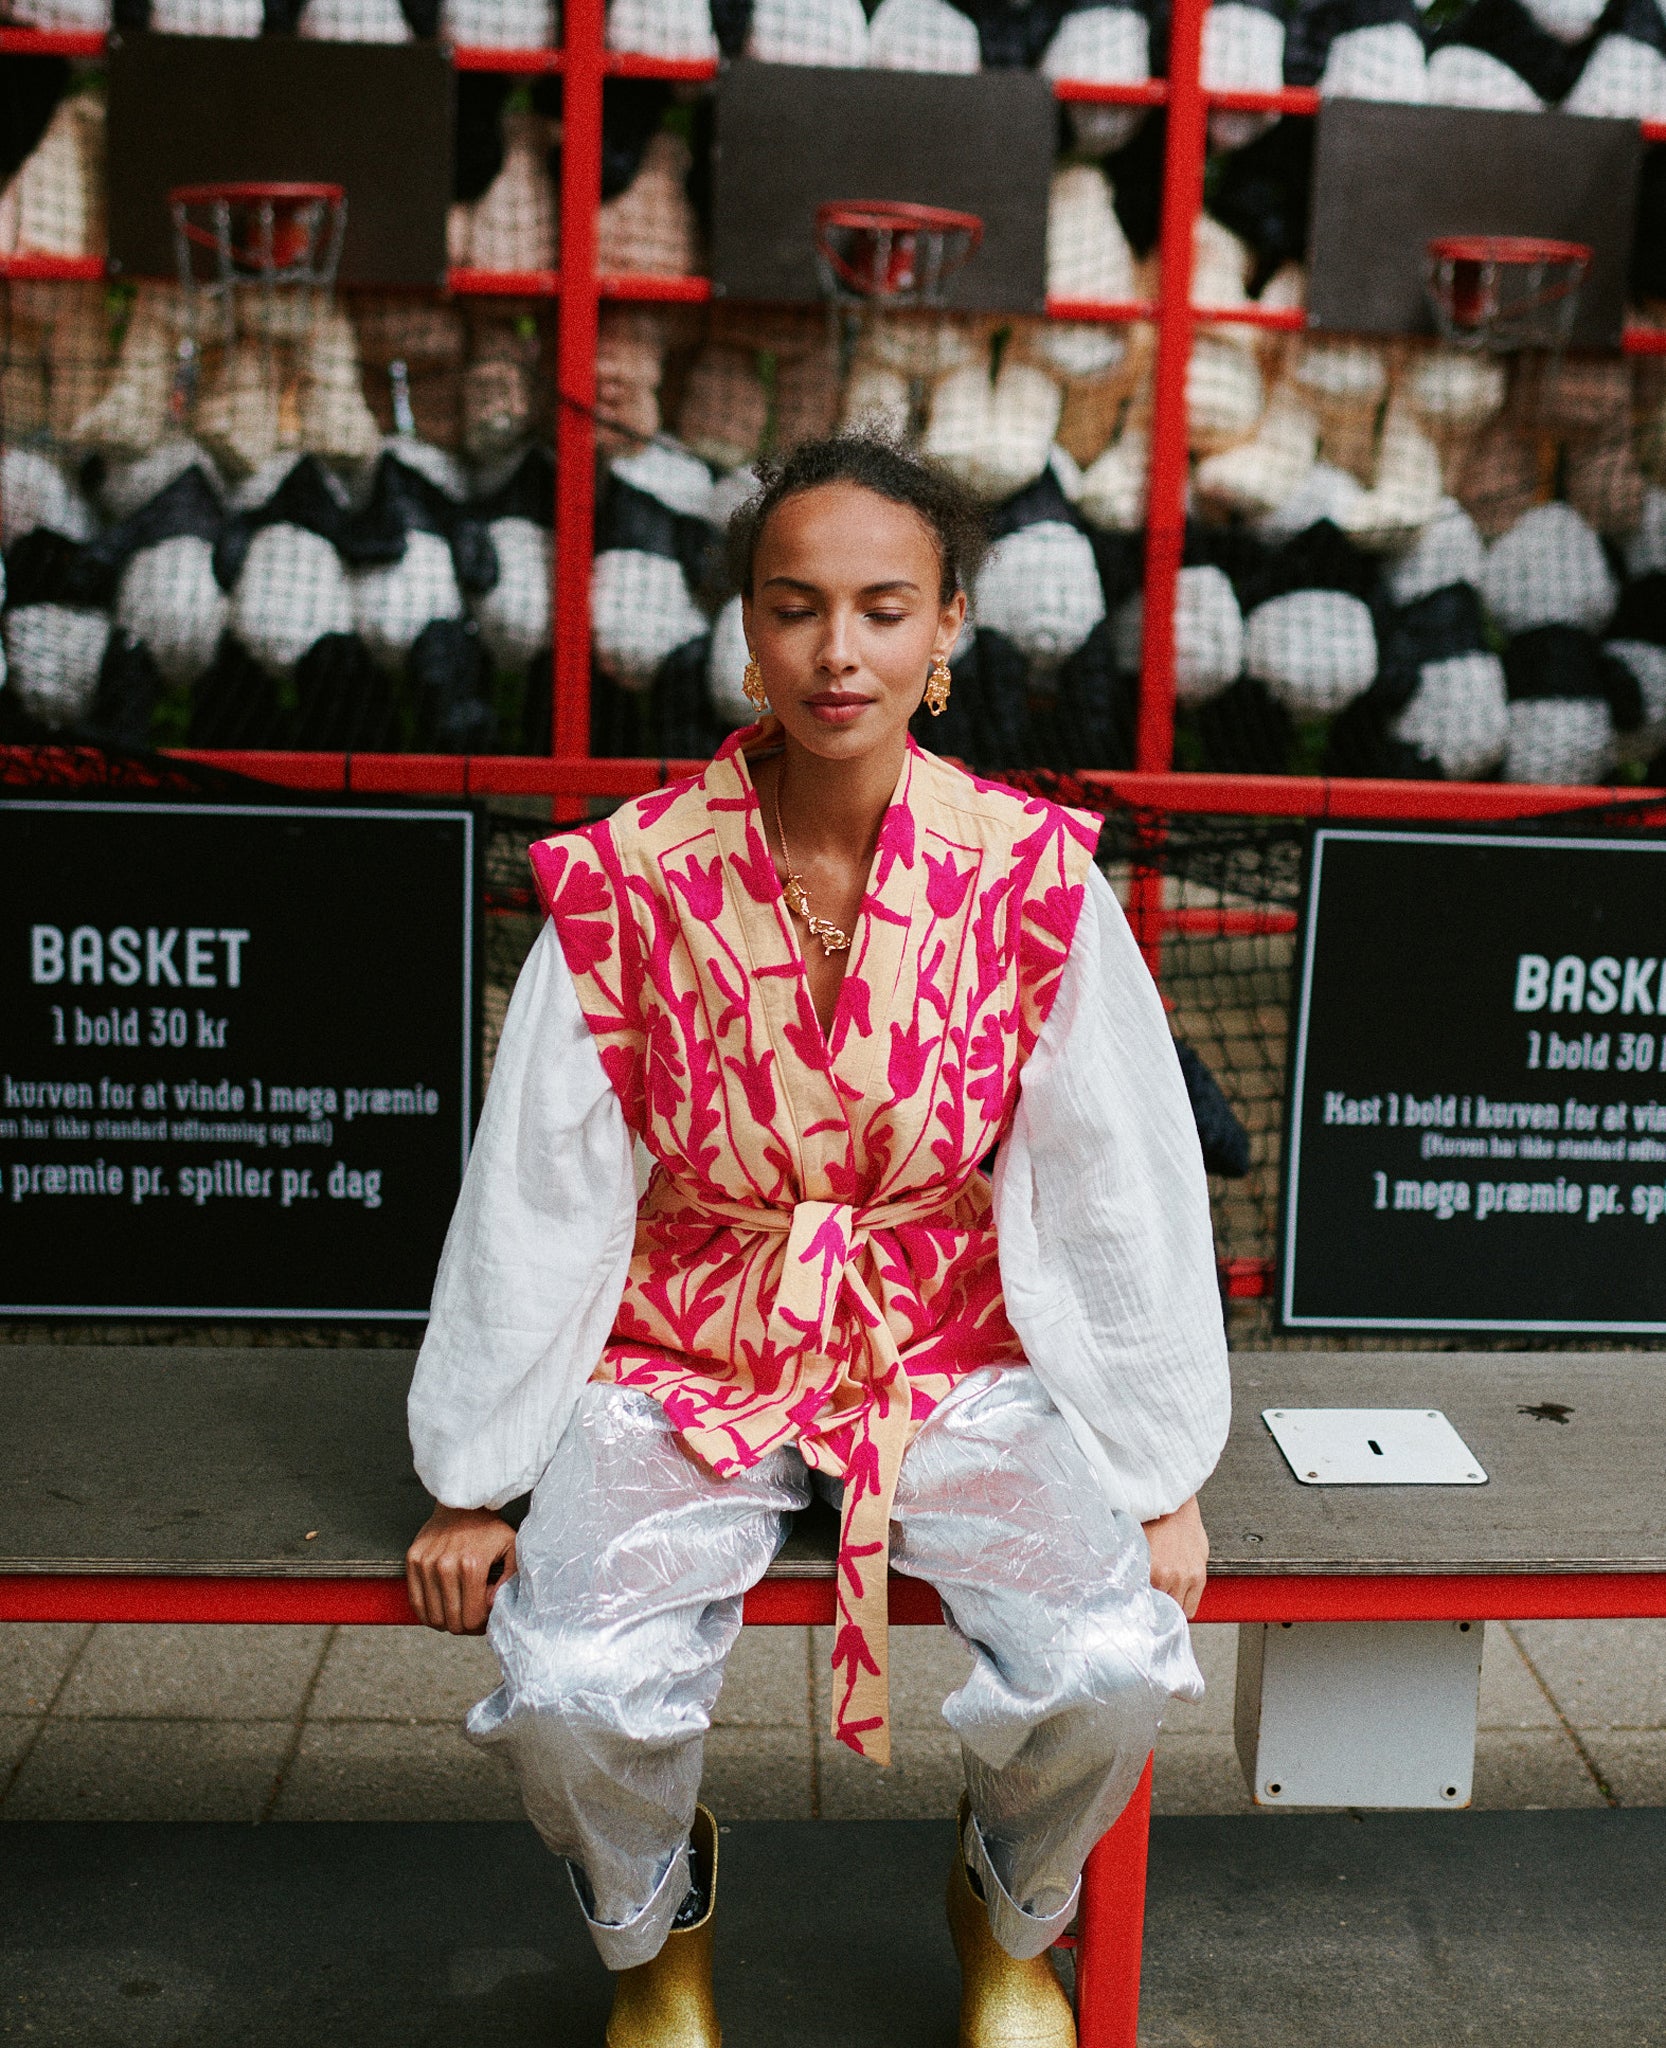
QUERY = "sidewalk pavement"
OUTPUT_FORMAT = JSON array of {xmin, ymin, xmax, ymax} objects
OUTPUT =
[{"xmin": 3, "ymin": 1618, "xmax": 1661, "ymax": 1824}]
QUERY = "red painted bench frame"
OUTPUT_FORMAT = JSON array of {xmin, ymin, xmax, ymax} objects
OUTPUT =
[{"xmin": 6, "ymin": 1569, "xmax": 1665, "ymax": 2046}]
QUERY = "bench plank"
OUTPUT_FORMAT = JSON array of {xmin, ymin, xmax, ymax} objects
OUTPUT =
[
  {"xmin": 1202, "ymin": 1352, "xmax": 1666, "ymax": 1575},
  {"xmin": 0, "ymin": 1346, "xmax": 424, "ymax": 1576},
  {"xmin": 2, "ymin": 1346, "xmax": 1662, "ymax": 1580}
]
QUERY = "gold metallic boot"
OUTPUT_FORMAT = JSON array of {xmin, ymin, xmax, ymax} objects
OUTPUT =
[
  {"xmin": 605, "ymin": 1804, "xmax": 721, "ymax": 2048},
  {"xmin": 947, "ymin": 1801, "xmax": 1076, "ymax": 2048}
]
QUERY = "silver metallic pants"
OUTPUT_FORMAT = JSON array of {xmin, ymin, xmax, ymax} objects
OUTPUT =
[{"xmin": 467, "ymin": 1367, "xmax": 1201, "ymax": 1969}]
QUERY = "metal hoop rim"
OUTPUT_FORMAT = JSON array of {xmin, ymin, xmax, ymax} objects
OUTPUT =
[
  {"xmin": 1425, "ymin": 234, "xmax": 1592, "ymax": 269},
  {"xmin": 814, "ymin": 198, "xmax": 985, "ymax": 240},
  {"xmin": 168, "ymin": 181, "xmax": 347, "ymax": 207}
]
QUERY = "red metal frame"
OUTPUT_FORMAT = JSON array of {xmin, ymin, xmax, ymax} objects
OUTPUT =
[
  {"xmin": 555, "ymin": 0, "xmax": 605, "ymax": 806},
  {"xmin": 4, "ymin": 1560, "xmax": 1660, "ymax": 2048},
  {"xmin": 1075, "ymin": 1757, "xmax": 1154, "ymax": 2048},
  {"xmin": 7, "ymin": 1569, "xmax": 1663, "ymax": 1628},
  {"xmin": 1137, "ymin": 0, "xmax": 1206, "ymax": 779},
  {"xmin": 152, "ymin": 749, "xmax": 1665, "ymax": 821},
  {"xmin": 10, "ymin": 0, "xmax": 1666, "ymax": 790}
]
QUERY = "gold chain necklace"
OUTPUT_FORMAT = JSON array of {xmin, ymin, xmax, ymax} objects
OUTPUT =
[{"xmin": 773, "ymin": 771, "xmax": 851, "ymax": 957}]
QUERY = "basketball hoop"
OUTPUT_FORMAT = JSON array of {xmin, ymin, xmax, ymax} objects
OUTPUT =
[
  {"xmin": 172, "ymin": 183, "xmax": 347, "ymax": 299},
  {"xmin": 814, "ymin": 200, "xmax": 983, "ymax": 309},
  {"xmin": 1425, "ymin": 235, "xmax": 1591, "ymax": 354},
  {"xmin": 167, "ymin": 181, "xmax": 348, "ymax": 431}
]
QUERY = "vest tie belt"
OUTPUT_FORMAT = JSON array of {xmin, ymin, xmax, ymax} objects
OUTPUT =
[{"xmin": 693, "ymin": 1187, "xmax": 964, "ymax": 1766}]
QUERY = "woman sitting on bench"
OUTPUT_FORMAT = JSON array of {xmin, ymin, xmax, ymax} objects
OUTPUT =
[{"xmin": 405, "ymin": 432, "xmax": 1230, "ymax": 2048}]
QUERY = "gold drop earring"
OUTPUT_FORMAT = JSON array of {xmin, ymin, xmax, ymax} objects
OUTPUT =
[
  {"xmin": 924, "ymin": 657, "xmax": 952, "ymax": 717},
  {"xmin": 742, "ymin": 656, "xmax": 768, "ymax": 710}
]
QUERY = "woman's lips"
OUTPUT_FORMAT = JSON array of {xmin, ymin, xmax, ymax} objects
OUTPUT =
[{"xmin": 803, "ymin": 693, "xmax": 872, "ymax": 725}]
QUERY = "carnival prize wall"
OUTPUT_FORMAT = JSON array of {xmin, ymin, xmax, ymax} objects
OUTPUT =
[
  {"xmin": 0, "ymin": 797, "xmax": 479, "ymax": 1317},
  {"xmin": 1281, "ymin": 825, "xmax": 1666, "ymax": 1334},
  {"xmin": 8, "ymin": 0, "xmax": 1666, "ymax": 786}
]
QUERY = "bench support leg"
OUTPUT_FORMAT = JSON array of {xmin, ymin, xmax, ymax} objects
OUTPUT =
[{"xmin": 1071, "ymin": 1752, "xmax": 1153, "ymax": 2048}]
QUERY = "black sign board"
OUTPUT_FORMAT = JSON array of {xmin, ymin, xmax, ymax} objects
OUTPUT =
[
  {"xmin": 0, "ymin": 801, "xmax": 477, "ymax": 1320},
  {"xmin": 1306, "ymin": 102, "xmax": 1640, "ymax": 351},
  {"xmin": 709, "ymin": 61, "xmax": 1053, "ymax": 313},
  {"xmin": 1281, "ymin": 828, "xmax": 1666, "ymax": 1335},
  {"xmin": 107, "ymin": 32, "xmax": 453, "ymax": 288}
]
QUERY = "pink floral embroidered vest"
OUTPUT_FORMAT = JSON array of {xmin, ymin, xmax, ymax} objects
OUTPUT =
[{"xmin": 530, "ymin": 721, "xmax": 1097, "ymax": 1762}]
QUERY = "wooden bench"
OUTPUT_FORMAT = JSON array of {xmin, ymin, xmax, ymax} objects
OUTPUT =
[{"xmin": 3, "ymin": 1344, "xmax": 1663, "ymax": 2047}]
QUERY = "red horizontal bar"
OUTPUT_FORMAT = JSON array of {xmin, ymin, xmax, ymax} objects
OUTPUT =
[
  {"xmin": 166, "ymin": 749, "xmax": 709, "ymax": 796},
  {"xmin": 1076, "ymin": 769, "xmax": 1666, "ymax": 819},
  {"xmin": 600, "ymin": 272, "xmax": 713, "ymax": 302},
  {"xmin": 1197, "ymin": 1572, "xmax": 1666, "ymax": 1624},
  {"xmin": 0, "ymin": 253, "xmax": 105, "ymax": 281},
  {"xmin": 167, "ymin": 747, "xmax": 349, "ymax": 789},
  {"xmin": 1205, "ymin": 84, "xmax": 1319, "ymax": 114},
  {"xmin": 164, "ymin": 753, "xmax": 1666, "ymax": 818},
  {"xmin": 0, "ymin": 25, "xmax": 105, "ymax": 54},
  {"xmin": 1162, "ymin": 908, "xmax": 1296, "ymax": 934},
  {"xmin": 1051, "ymin": 77, "xmax": 1169, "ymax": 106},
  {"xmin": 349, "ymin": 753, "xmax": 470, "ymax": 794},
  {"xmin": 448, "ymin": 267, "xmax": 560, "ymax": 297},
  {"xmin": 449, "ymin": 43, "xmax": 561, "ymax": 70},
  {"xmin": 1196, "ymin": 301, "xmax": 1306, "ymax": 330},
  {"xmin": 1046, "ymin": 297, "xmax": 1157, "ymax": 324},
  {"xmin": 1643, "ymin": 118, "xmax": 1666, "ymax": 142},
  {"xmin": 0, "ymin": 1575, "xmax": 416, "ymax": 1626},
  {"xmin": 7, "ymin": 1569, "xmax": 1663, "ymax": 1627},
  {"xmin": 742, "ymin": 1577, "xmax": 945, "ymax": 1626},
  {"xmin": 603, "ymin": 51, "xmax": 719, "ymax": 79},
  {"xmin": 1624, "ymin": 326, "xmax": 1666, "ymax": 355},
  {"xmin": 1220, "ymin": 1256, "xmax": 1274, "ymax": 1299}
]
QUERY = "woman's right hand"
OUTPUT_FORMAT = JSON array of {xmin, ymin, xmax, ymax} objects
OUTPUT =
[{"xmin": 405, "ymin": 1505, "xmax": 518, "ymax": 1634}]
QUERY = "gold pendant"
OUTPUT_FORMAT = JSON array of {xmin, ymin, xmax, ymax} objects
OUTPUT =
[{"xmin": 784, "ymin": 875, "xmax": 848, "ymax": 954}]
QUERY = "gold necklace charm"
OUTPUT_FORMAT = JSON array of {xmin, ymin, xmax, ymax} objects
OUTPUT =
[{"xmin": 773, "ymin": 775, "xmax": 850, "ymax": 957}]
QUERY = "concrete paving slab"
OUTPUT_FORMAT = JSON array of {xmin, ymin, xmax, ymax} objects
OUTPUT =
[
  {"xmin": 701, "ymin": 1727, "xmax": 816, "ymax": 1821},
  {"xmin": 0, "ymin": 1623, "xmax": 93, "ymax": 1716},
  {"xmin": 1479, "ymin": 1622, "xmax": 1561, "ymax": 1728},
  {"xmin": 1579, "ymin": 1731, "xmax": 1666, "ymax": 1806},
  {"xmin": 1512, "ymin": 1619, "xmax": 1666, "ymax": 1729},
  {"xmin": 1470, "ymin": 1730, "xmax": 1608, "ymax": 1809},
  {"xmin": 712, "ymin": 1627, "xmax": 812, "ymax": 1729},
  {"xmin": 1, "ymin": 1720, "xmax": 291, "ymax": 1823},
  {"xmin": 1152, "ymin": 1731, "xmax": 1255, "ymax": 1816},
  {"xmin": 817, "ymin": 1726, "xmax": 964, "ymax": 1821},
  {"xmin": 309, "ymin": 1625, "xmax": 501, "ymax": 1722},
  {"xmin": 54, "ymin": 1624, "xmax": 329, "ymax": 1720},
  {"xmin": 269, "ymin": 1721, "xmax": 524, "ymax": 1823},
  {"xmin": 1, "ymin": 1715, "xmax": 40, "ymax": 1780},
  {"xmin": 3, "ymin": 1812, "xmax": 1663, "ymax": 2046}
]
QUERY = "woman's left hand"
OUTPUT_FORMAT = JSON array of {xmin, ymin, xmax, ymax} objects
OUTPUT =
[{"xmin": 1142, "ymin": 1494, "xmax": 1209, "ymax": 1619}]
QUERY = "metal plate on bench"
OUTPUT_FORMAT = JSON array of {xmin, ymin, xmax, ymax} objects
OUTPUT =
[{"xmin": 1263, "ymin": 1409, "xmax": 1488, "ymax": 1487}]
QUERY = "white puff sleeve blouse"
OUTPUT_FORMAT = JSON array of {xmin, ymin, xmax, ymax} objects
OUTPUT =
[{"xmin": 408, "ymin": 865, "xmax": 1230, "ymax": 1519}]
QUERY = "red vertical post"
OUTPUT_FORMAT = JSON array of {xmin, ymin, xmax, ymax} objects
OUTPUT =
[
  {"xmin": 1136, "ymin": 0, "xmax": 1208, "ymax": 779},
  {"xmin": 553, "ymin": 0, "xmax": 605, "ymax": 808},
  {"xmin": 1073, "ymin": 1754, "xmax": 1155, "ymax": 2048},
  {"xmin": 1127, "ymin": 867, "xmax": 1165, "ymax": 980}
]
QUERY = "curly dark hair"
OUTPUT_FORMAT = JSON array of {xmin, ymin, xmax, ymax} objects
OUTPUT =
[{"xmin": 725, "ymin": 431, "xmax": 988, "ymax": 605}]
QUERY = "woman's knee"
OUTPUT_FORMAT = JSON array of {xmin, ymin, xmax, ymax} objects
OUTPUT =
[{"xmin": 496, "ymin": 1605, "xmax": 735, "ymax": 1742}]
